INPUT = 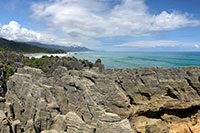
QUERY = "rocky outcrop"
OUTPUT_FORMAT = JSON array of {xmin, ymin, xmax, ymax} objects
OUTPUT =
[
  {"xmin": 104, "ymin": 66, "xmax": 200, "ymax": 133},
  {"xmin": 0, "ymin": 64, "xmax": 200, "ymax": 132},
  {"xmin": 0, "ymin": 66, "xmax": 6, "ymax": 97}
]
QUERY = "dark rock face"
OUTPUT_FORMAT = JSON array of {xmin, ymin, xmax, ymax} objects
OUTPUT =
[
  {"xmin": 1, "ymin": 65, "xmax": 200, "ymax": 132},
  {"xmin": 0, "ymin": 68, "xmax": 6, "ymax": 97},
  {"xmin": 94, "ymin": 59, "xmax": 104, "ymax": 73}
]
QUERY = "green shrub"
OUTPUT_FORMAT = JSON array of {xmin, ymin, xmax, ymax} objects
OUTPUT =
[
  {"xmin": 88, "ymin": 62, "xmax": 93, "ymax": 68},
  {"xmin": 3, "ymin": 64, "xmax": 15, "ymax": 81},
  {"xmin": 62, "ymin": 56, "xmax": 73, "ymax": 61}
]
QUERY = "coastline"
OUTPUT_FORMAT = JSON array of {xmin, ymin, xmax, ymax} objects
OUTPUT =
[
  {"xmin": 1, "ymin": 50, "xmax": 200, "ymax": 132},
  {"xmin": 2, "ymin": 62, "xmax": 200, "ymax": 132},
  {"xmin": 24, "ymin": 52, "xmax": 76, "ymax": 58},
  {"xmin": 24, "ymin": 51, "xmax": 200, "ymax": 69}
]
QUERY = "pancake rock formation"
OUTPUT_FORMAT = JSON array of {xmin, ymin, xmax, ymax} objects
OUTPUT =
[{"xmin": 1, "ymin": 61, "xmax": 200, "ymax": 132}]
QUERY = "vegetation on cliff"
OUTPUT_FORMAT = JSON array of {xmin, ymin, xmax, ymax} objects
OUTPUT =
[
  {"xmin": 0, "ymin": 49, "xmax": 23, "ymax": 81},
  {"xmin": 0, "ymin": 49, "xmax": 94, "ymax": 81},
  {"xmin": 0, "ymin": 38, "xmax": 97, "ymax": 80},
  {"xmin": 0, "ymin": 38, "xmax": 66, "ymax": 54}
]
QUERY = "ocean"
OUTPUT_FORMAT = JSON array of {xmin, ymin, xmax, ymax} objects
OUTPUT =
[{"xmin": 26, "ymin": 52, "xmax": 200, "ymax": 69}]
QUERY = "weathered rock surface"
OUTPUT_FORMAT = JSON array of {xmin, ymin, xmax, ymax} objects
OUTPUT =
[
  {"xmin": 0, "ymin": 64, "xmax": 200, "ymax": 133},
  {"xmin": 0, "ymin": 67, "xmax": 6, "ymax": 97}
]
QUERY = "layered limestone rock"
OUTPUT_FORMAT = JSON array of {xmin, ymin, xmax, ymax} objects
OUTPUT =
[
  {"xmin": 0, "ymin": 66, "xmax": 134, "ymax": 133},
  {"xmin": 104, "ymin": 66, "xmax": 200, "ymax": 133},
  {"xmin": 0, "ymin": 65, "xmax": 200, "ymax": 132}
]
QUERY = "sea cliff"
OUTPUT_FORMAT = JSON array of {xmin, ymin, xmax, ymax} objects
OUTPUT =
[{"xmin": 0, "ymin": 53, "xmax": 200, "ymax": 133}]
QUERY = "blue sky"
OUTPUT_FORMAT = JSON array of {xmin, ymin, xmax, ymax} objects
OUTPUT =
[{"xmin": 0, "ymin": 0, "xmax": 200, "ymax": 51}]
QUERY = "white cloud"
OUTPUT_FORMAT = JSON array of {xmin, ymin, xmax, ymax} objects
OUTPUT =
[
  {"xmin": 116, "ymin": 40, "xmax": 200, "ymax": 48},
  {"xmin": 1, "ymin": 0, "xmax": 200, "ymax": 49},
  {"xmin": 0, "ymin": 21, "xmax": 41, "ymax": 42},
  {"xmin": 0, "ymin": 21, "xmax": 83, "ymax": 46},
  {"xmin": 31, "ymin": 0, "xmax": 200, "ymax": 39}
]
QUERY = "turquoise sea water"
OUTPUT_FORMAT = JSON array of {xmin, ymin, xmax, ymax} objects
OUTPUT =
[
  {"xmin": 26, "ymin": 52, "xmax": 200, "ymax": 69},
  {"xmin": 71, "ymin": 52, "xmax": 200, "ymax": 69}
]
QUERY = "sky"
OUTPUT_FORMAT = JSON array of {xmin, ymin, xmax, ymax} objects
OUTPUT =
[{"xmin": 0, "ymin": 0, "xmax": 200, "ymax": 51}]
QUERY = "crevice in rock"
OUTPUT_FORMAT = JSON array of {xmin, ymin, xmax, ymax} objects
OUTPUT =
[
  {"xmin": 5, "ymin": 112, "xmax": 14, "ymax": 133},
  {"xmin": 14, "ymin": 124, "xmax": 18, "ymax": 133},
  {"xmin": 154, "ymin": 70, "xmax": 160, "ymax": 84},
  {"xmin": 0, "ymin": 83, "xmax": 7, "ymax": 97},
  {"xmin": 53, "ymin": 107, "xmax": 62, "ymax": 114},
  {"xmin": 127, "ymin": 113, "xmax": 133, "ymax": 121},
  {"xmin": 112, "ymin": 103, "xmax": 126, "ymax": 108},
  {"xmin": 138, "ymin": 105, "xmax": 200, "ymax": 119},
  {"xmin": 188, "ymin": 126, "xmax": 193, "ymax": 133},
  {"xmin": 186, "ymin": 71, "xmax": 192, "ymax": 76},
  {"xmin": 81, "ymin": 115, "xmax": 85, "ymax": 122},
  {"xmin": 10, "ymin": 81, "xmax": 25, "ymax": 108},
  {"xmin": 115, "ymin": 73, "xmax": 137, "ymax": 106},
  {"xmin": 127, "ymin": 95, "xmax": 137, "ymax": 105},
  {"xmin": 115, "ymin": 74, "xmax": 126, "ymax": 92},
  {"xmin": 69, "ymin": 81, "xmax": 81, "ymax": 90},
  {"xmin": 10, "ymin": 104, "xmax": 15, "ymax": 119},
  {"xmin": 0, "ymin": 70, "xmax": 7, "ymax": 97},
  {"xmin": 43, "ymin": 95, "xmax": 48, "ymax": 103},
  {"xmin": 181, "ymin": 88, "xmax": 186, "ymax": 92},
  {"xmin": 21, "ymin": 128, "xmax": 25, "ymax": 133},
  {"xmin": 115, "ymin": 80, "xmax": 126, "ymax": 92},
  {"xmin": 86, "ymin": 105, "xmax": 94, "ymax": 120},
  {"xmin": 138, "ymin": 92, "xmax": 151, "ymax": 100},
  {"xmin": 174, "ymin": 88, "xmax": 178, "ymax": 92},
  {"xmin": 93, "ymin": 128, "xmax": 96, "ymax": 133},
  {"xmin": 20, "ymin": 108, "xmax": 25, "ymax": 115},
  {"xmin": 68, "ymin": 81, "xmax": 76, "ymax": 88},
  {"xmin": 185, "ymin": 78, "xmax": 200, "ymax": 96},
  {"xmin": 8, "ymin": 122, "xmax": 14, "ymax": 133},
  {"xmin": 64, "ymin": 127, "xmax": 68, "ymax": 132},
  {"xmin": 0, "ymin": 97, "xmax": 6, "ymax": 102},
  {"xmin": 165, "ymin": 89, "xmax": 179, "ymax": 99},
  {"xmin": 34, "ymin": 124, "xmax": 41, "ymax": 133},
  {"xmin": 83, "ymin": 95, "xmax": 94, "ymax": 120},
  {"xmin": 33, "ymin": 107, "xmax": 41, "ymax": 133},
  {"xmin": 64, "ymin": 86, "xmax": 68, "ymax": 91},
  {"xmin": 139, "ymin": 78, "xmax": 145, "ymax": 85},
  {"xmin": 33, "ymin": 109, "xmax": 36, "ymax": 123},
  {"xmin": 84, "ymin": 76, "xmax": 96, "ymax": 84}
]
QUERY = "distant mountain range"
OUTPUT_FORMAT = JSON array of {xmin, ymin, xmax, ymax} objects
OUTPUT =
[
  {"xmin": 26, "ymin": 42, "xmax": 93, "ymax": 52},
  {"xmin": 0, "ymin": 38, "xmax": 65, "ymax": 53},
  {"xmin": 0, "ymin": 37, "xmax": 92, "ymax": 54}
]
